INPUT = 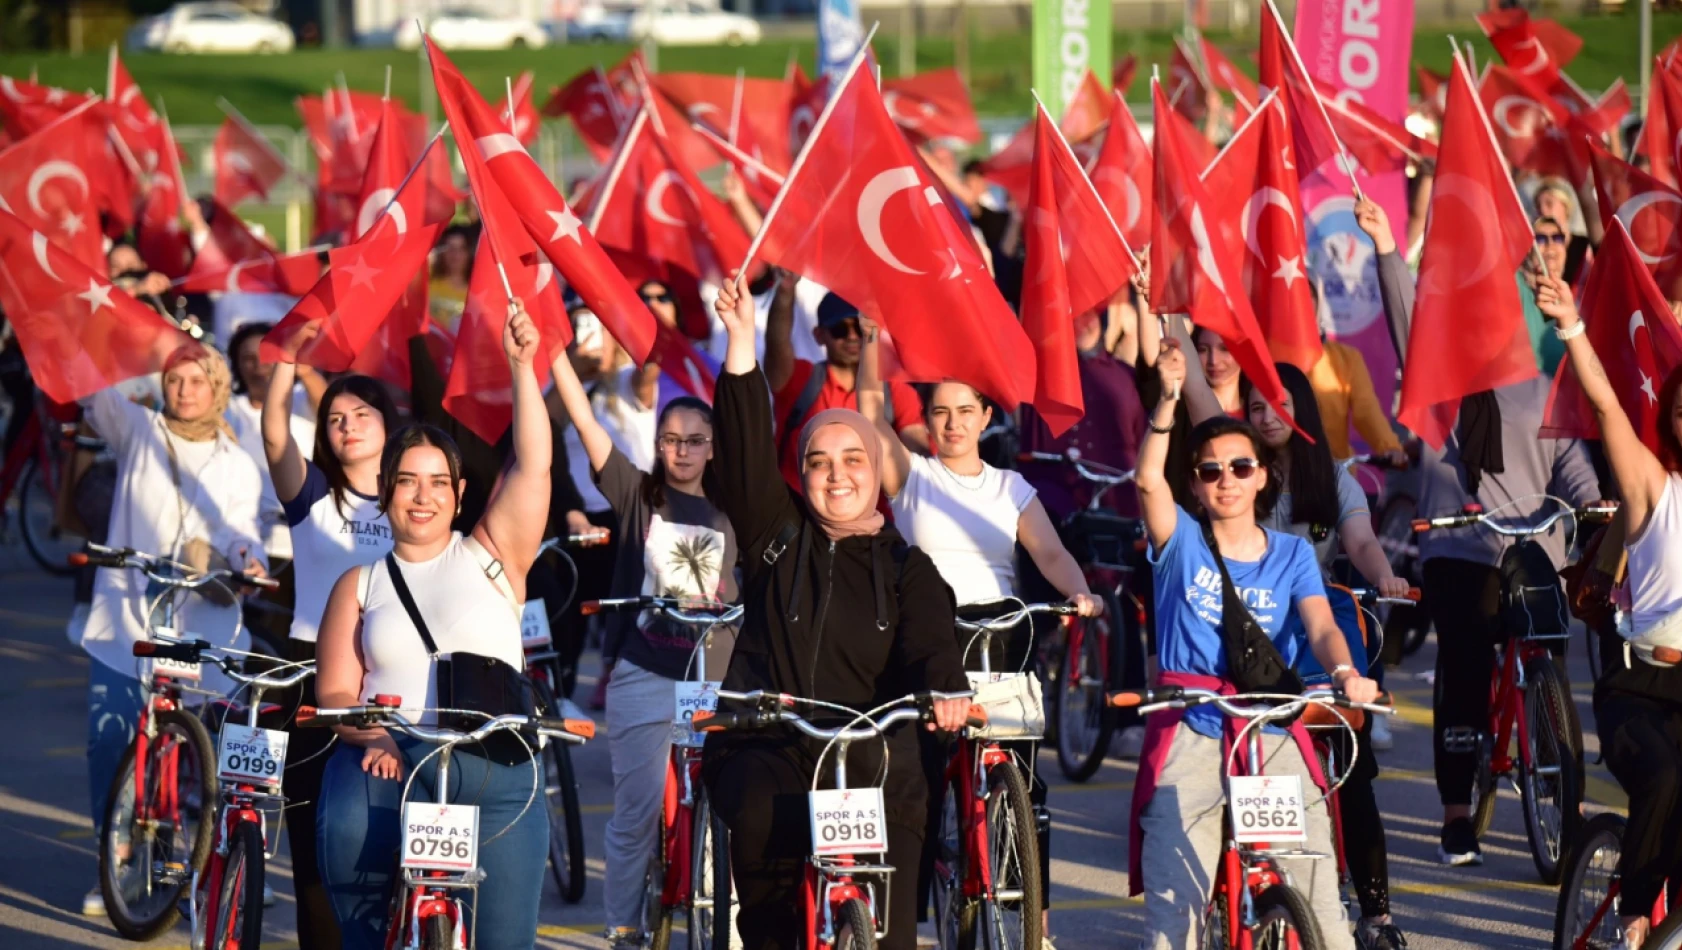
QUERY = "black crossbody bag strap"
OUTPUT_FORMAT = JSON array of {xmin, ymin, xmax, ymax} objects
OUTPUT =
[
  {"xmin": 385, "ymin": 554, "xmax": 441, "ymax": 657},
  {"xmin": 1199, "ymin": 517, "xmax": 1303, "ymax": 699}
]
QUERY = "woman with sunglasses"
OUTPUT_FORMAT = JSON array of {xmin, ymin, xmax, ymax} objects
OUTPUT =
[
  {"xmin": 1244, "ymin": 363, "xmax": 1410, "ymax": 950},
  {"xmin": 1129, "ymin": 341, "xmax": 1376, "ymax": 950},
  {"xmin": 548, "ymin": 329, "xmax": 739, "ymax": 950}
]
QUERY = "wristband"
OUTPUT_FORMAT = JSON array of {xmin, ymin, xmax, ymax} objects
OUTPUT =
[
  {"xmin": 1330, "ymin": 664, "xmax": 1356, "ymax": 680},
  {"xmin": 1149, "ymin": 420, "xmax": 1175, "ymax": 435},
  {"xmin": 1555, "ymin": 321, "xmax": 1586, "ymax": 341}
]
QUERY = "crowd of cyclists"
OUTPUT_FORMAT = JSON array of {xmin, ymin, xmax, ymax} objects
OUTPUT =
[{"xmin": 9, "ymin": 112, "xmax": 1680, "ymax": 950}]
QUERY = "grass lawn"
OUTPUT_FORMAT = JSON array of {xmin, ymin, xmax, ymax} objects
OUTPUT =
[{"xmin": 0, "ymin": 11, "xmax": 1676, "ymax": 126}]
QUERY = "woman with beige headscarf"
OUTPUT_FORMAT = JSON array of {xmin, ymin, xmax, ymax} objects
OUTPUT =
[
  {"xmin": 75, "ymin": 342, "xmax": 268, "ymax": 918},
  {"xmin": 700, "ymin": 276, "xmax": 970, "ymax": 950}
]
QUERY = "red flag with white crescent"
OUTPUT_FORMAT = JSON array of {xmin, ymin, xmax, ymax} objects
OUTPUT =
[{"xmin": 1088, "ymin": 92, "xmax": 1153, "ymax": 251}]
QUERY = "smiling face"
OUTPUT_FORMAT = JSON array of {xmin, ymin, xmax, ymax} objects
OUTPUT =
[
  {"xmin": 386, "ymin": 444, "xmax": 463, "ymax": 545},
  {"xmin": 1190, "ymin": 432, "xmax": 1268, "ymax": 522},
  {"xmin": 802, "ymin": 422, "xmax": 876, "ymax": 525},
  {"xmin": 1196, "ymin": 328, "xmax": 1240, "ymax": 390},
  {"xmin": 927, "ymin": 382, "xmax": 991, "ymax": 460},
  {"xmin": 325, "ymin": 392, "xmax": 386, "ymax": 467},
  {"xmin": 163, "ymin": 360, "xmax": 214, "ymax": 424},
  {"xmin": 816, "ymin": 318, "xmax": 863, "ymax": 368},
  {"xmin": 1246, "ymin": 386, "xmax": 1295, "ymax": 450},
  {"xmin": 657, "ymin": 406, "xmax": 713, "ymax": 488}
]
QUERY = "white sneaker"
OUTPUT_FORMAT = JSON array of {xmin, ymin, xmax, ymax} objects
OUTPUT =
[
  {"xmin": 263, "ymin": 883, "xmax": 275, "ymax": 906},
  {"xmin": 81, "ymin": 884, "xmax": 104, "ymax": 916},
  {"xmin": 1116, "ymin": 725, "xmax": 1146, "ymax": 760},
  {"xmin": 1370, "ymin": 714, "xmax": 1394, "ymax": 751}
]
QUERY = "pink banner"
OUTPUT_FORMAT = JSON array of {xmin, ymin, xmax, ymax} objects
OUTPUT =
[{"xmin": 1294, "ymin": 0, "xmax": 1415, "ymax": 434}]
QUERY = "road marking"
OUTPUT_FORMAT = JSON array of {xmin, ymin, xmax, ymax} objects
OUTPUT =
[
  {"xmin": 56, "ymin": 827, "xmax": 92, "ymax": 840},
  {"xmin": 25, "ymin": 676, "xmax": 82, "ymax": 689},
  {"xmin": 0, "ymin": 607, "xmax": 69, "ymax": 629},
  {"xmin": 44, "ymin": 745, "xmax": 81, "ymax": 757}
]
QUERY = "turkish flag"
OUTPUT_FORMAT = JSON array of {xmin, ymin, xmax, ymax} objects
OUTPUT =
[
  {"xmin": 1544, "ymin": 217, "xmax": 1682, "ymax": 453},
  {"xmin": 0, "ymin": 205, "xmax": 194, "ymax": 404},
  {"xmin": 1200, "ymin": 38, "xmax": 1260, "ymax": 114},
  {"xmin": 787, "ymin": 73, "xmax": 830, "ymax": 159},
  {"xmin": 137, "ymin": 177, "xmax": 190, "ymax": 279},
  {"xmin": 429, "ymin": 40, "xmax": 656, "ymax": 364},
  {"xmin": 1088, "ymin": 91, "xmax": 1153, "ymax": 251},
  {"xmin": 1398, "ymin": 55, "xmax": 1537, "ymax": 448},
  {"xmin": 183, "ymin": 200, "xmax": 279, "ymax": 290},
  {"xmin": 981, "ymin": 69, "xmax": 1107, "ymax": 205},
  {"xmin": 1417, "ymin": 66, "xmax": 1449, "ymax": 121},
  {"xmin": 174, "ymin": 246, "xmax": 325, "ymax": 296},
  {"xmin": 1113, "ymin": 55, "xmax": 1139, "ymax": 97},
  {"xmin": 1313, "ymin": 78, "xmax": 1438, "ymax": 174},
  {"xmin": 213, "ymin": 114, "xmax": 289, "ymax": 207},
  {"xmin": 1638, "ymin": 64, "xmax": 1682, "ymax": 189},
  {"xmin": 1168, "ymin": 38, "xmax": 1210, "ymax": 124},
  {"xmin": 296, "ymin": 92, "xmax": 376, "ymax": 196},
  {"xmin": 499, "ymin": 70, "xmax": 541, "ymax": 147},
  {"xmin": 1476, "ymin": 9, "xmax": 1583, "ymax": 90},
  {"xmin": 0, "ymin": 76, "xmax": 93, "ymax": 141},
  {"xmin": 542, "ymin": 56, "xmax": 641, "ymax": 161},
  {"xmin": 752, "ymin": 55, "xmax": 1036, "ymax": 409},
  {"xmin": 1160, "ymin": 99, "xmax": 1216, "ymax": 172},
  {"xmin": 0, "ymin": 101, "xmax": 106, "ymax": 272},
  {"xmin": 1260, "ymin": 0, "xmax": 1343, "ymax": 176},
  {"xmin": 1479, "ymin": 65, "xmax": 1577, "ymax": 181},
  {"xmin": 882, "ymin": 68, "xmax": 983, "ymax": 145},
  {"xmin": 1022, "ymin": 104, "xmax": 1137, "ymax": 435},
  {"xmin": 1204, "ymin": 94, "xmax": 1321, "ymax": 373},
  {"xmin": 1149, "ymin": 78, "xmax": 1293, "ymax": 424},
  {"xmin": 653, "ymin": 71, "xmax": 795, "ymax": 172},
  {"xmin": 1586, "ymin": 141, "xmax": 1682, "ymax": 300},
  {"xmin": 107, "ymin": 50, "xmax": 187, "ymax": 185}
]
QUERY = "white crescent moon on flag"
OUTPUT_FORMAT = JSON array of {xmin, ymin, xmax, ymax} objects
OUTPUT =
[
  {"xmin": 1242, "ymin": 187, "xmax": 1297, "ymax": 264},
  {"xmin": 357, "ymin": 188, "xmax": 403, "ymax": 240},
  {"xmin": 1492, "ymin": 96, "xmax": 1541, "ymax": 139},
  {"xmin": 857, "ymin": 167, "xmax": 925, "ymax": 276},
  {"xmin": 31, "ymin": 231, "xmax": 60, "ymax": 282},
  {"xmin": 645, "ymin": 170, "xmax": 689, "ymax": 228},
  {"xmin": 27, "ymin": 160, "xmax": 89, "ymax": 217},
  {"xmin": 1513, "ymin": 38, "xmax": 1551, "ymax": 77},
  {"xmin": 1189, "ymin": 206, "xmax": 1227, "ymax": 294},
  {"xmin": 1631, "ymin": 310, "xmax": 1648, "ymax": 349},
  {"xmin": 883, "ymin": 91, "xmax": 920, "ymax": 129},
  {"xmin": 475, "ymin": 134, "xmax": 525, "ymax": 162},
  {"xmin": 1616, "ymin": 191, "xmax": 1682, "ymax": 265},
  {"xmin": 789, "ymin": 105, "xmax": 816, "ymax": 154},
  {"xmin": 1092, "ymin": 168, "xmax": 1143, "ymax": 235},
  {"xmin": 0, "ymin": 77, "xmax": 26, "ymax": 104},
  {"xmin": 226, "ymin": 261, "xmax": 249, "ymax": 294},
  {"xmin": 533, "ymin": 261, "xmax": 555, "ymax": 296},
  {"xmin": 688, "ymin": 102, "xmax": 724, "ymax": 128},
  {"xmin": 1430, "ymin": 173, "xmax": 1500, "ymax": 288}
]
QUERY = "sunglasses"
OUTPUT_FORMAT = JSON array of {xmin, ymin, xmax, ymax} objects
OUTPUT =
[
  {"xmin": 1533, "ymin": 232, "xmax": 1567, "ymax": 247},
  {"xmin": 641, "ymin": 292, "xmax": 673, "ymax": 305},
  {"xmin": 825, "ymin": 318, "xmax": 864, "ymax": 339},
  {"xmin": 1194, "ymin": 458, "xmax": 1261, "ymax": 483}
]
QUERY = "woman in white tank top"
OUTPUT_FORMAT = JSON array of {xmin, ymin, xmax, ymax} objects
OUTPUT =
[
  {"xmin": 313, "ymin": 302, "xmax": 554, "ymax": 950},
  {"xmin": 1539, "ymin": 273, "xmax": 1682, "ymax": 949}
]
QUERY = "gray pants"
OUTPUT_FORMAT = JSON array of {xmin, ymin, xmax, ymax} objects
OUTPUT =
[
  {"xmin": 604, "ymin": 660, "xmax": 677, "ymax": 931},
  {"xmin": 1138, "ymin": 726, "xmax": 1352, "ymax": 950}
]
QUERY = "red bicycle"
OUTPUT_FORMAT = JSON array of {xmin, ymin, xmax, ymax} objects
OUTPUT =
[
  {"xmin": 297, "ymin": 700, "xmax": 596, "ymax": 950},
  {"xmin": 697, "ymin": 690, "xmax": 984, "ymax": 950},
  {"xmin": 1413, "ymin": 501, "xmax": 1616, "ymax": 883},
  {"xmin": 584, "ymin": 596, "xmax": 742, "ymax": 950},
  {"xmin": 2, "ymin": 400, "xmax": 104, "ymax": 574},
  {"xmin": 1552, "ymin": 812, "xmax": 1677, "ymax": 950}
]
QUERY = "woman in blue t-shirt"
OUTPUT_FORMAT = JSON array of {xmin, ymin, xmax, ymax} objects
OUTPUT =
[{"xmin": 1127, "ymin": 342, "xmax": 1377, "ymax": 950}]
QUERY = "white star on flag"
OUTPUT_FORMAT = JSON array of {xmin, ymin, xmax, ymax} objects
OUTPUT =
[
  {"xmin": 548, "ymin": 205, "xmax": 583, "ymax": 243},
  {"xmin": 338, "ymin": 254, "xmax": 379, "ymax": 291},
  {"xmin": 60, "ymin": 211, "xmax": 84, "ymax": 238},
  {"xmin": 45, "ymin": 87, "xmax": 64, "ymax": 105},
  {"xmin": 77, "ymin": 279, "xmax": 113, "ymax": 314},
  {"xmin": 1273, "ymin": 254, "xmax": 1304, "ymax": 288},
  {"xmin": 1642, "ymin": 371, "xmax": 1658, "ymax": 405}
]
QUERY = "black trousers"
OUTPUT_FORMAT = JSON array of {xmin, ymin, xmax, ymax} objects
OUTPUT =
[
  {"xmin": 1323, "ymin": 717, "xmax": 1389, "ymax": 919},
  {"xmin": 708, "ymin": 742, "xmax": 924, "ymax": 950},
  {"xmin": 277, "ymin": 638, "xmax": 342, "ymax": 950},
  {"xmin": 1596, "ymin": 688, "xmax": 1682, "ymax": 916}
]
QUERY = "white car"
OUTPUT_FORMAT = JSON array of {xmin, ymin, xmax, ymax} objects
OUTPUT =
[
  {"xmin": 628, "ymin": 3, "xmax": 762, "ymax": 46},
  {"xmin": 395, "ymin": 9, "xmax": 549, "ymax": 50},
  {"xmin": 155, "ymin": 2, "xmax": 295, "ymax": 54}
]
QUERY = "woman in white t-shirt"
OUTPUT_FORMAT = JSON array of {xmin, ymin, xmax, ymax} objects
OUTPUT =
[
  {"xmin": 261, "ymin": 348, "xmax": 397, "ymax": 950},
  {"xmin": 856, "ymin": 319, "xmax": 1099, "ymax": 938}
]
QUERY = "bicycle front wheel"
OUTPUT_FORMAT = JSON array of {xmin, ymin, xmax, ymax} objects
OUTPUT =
[
  {"xmin": 19, "ymin": 457, "xmax": 79, "ymax": 576},
  {"xmin": 100, "ymin": 708, "xmax": 216, "ymax": 940},
  {"xmin": 644, "ymin": 830, "xmax": 674, "ymax": 950},
  {"xmin": 1051, "ymin": 611, "xmax": 1115, "ymax": 782},
  {"xmin": 1645, "ymin": 912, "xmax": 1682, "ymax": 950},
  {"xmin": 979, "ymin": 762, "xmax": 1042, "ymax": 950},
  {"xmin": 836, "ymin": 897, "xmax": 878, "ymax": 950},
  {"xmin": 421, "ymin": 910, "xmax": 453, "ymax": 950},
  {"xmin": 208, "ymin": 820, "xmax": 264, "ymax": 950},
  {"xmin": 931, "ymin": 772, "xmax": 977, "ymax": 950},
  {"xmin": 1551, "ymin": 812, "xmax": 1626, "ymax": 950},
  {"xmin": 1521, "ymin": 657, "xmax": 1582, "ymax": 885},
  {"xmin": 689, "ymin": 794, "xmax": 734, "ymax": 950},
  {"xmin": 535, "ymin": 674, "xmax": 587, "ymax": 903},
  {"xmin": 1250, "ymin": 883, "xmax": 1324, "ymax": 950}
]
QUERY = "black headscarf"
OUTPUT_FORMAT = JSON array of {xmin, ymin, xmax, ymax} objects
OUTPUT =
[{"xmin": 1458, "ymin": 390, "xmax": 1504, "ymax": 496}]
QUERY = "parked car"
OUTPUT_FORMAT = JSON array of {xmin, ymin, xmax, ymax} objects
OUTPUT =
[
  {"xmin": 395, "ymin": 9, "xmax": 550, "ymax": 49},
  {"xmin": 627, "ymin": 3, "xmax": 762, "ymax": 45},
  {"xmin": 567, "ymin": 5, "xmax": 632, "ymax": 43},
  {"xmin": 139, "ymin": 2, "xmax": 295, "ymax": 54}
]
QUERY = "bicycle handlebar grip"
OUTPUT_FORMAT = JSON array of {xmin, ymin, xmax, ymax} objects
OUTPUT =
[
  {"xmin": 132, "ymin": 640, "xmax": 201, "ymax": 662},
  {"xmin": 73, "ymin": 552, "xmax": 127, "ymax": 568},
  {"xmin": 1108, "ymin": 687, "xmax": 1183, "ymax": 708},
  {"xmin": 235, "ymin": 572, "xmax": 281, "ymax": 591},
  {"xmin": 691, "ymin": 711, "xmax": 759, "ymax": 733},
  {"xmin": 560, "ymin": 718, "xmax": 597, "ymax": 739},
  {"xmin": 964, "ymin": 703, "xmax": 989, "ymax": 730},
  {"xmin": 581, "ymin": 598, "xmax": 639, "ymax": 616},
  {"xmin": 1653, "ymin": 646, "xmax": 1682, "ymax": 665}
]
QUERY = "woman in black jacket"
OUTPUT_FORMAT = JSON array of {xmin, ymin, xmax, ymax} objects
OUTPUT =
[{"xmin": 706, "ymin": 276, "xmax": 971, "ymax": 950}]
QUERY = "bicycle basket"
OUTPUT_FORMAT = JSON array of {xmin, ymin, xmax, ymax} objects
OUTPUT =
[
  {"xmin": 1062, "ymin": 510, "xmax": 1144, "ymax": 571},
  {"xmin": 964, "ymin": 671, "xmax": 1045, "ymax": 740},
  {"xmin": 1499, "ymin": 540, "xmax": 1571, "ymax": 641}
]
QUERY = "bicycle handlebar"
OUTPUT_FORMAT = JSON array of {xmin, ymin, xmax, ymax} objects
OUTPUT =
[
  {"xmin": 296, "ymin": 701, "xmax": 596, "ymax": 746},
  {"xmin": 1107, "ymin": 687, "xmax": 1394, "ymax": 720},
  {"xmin": 582, "ymin": 597, "xmax": 744, "ymax": 627},
  {"xmin": 540, "ymin": 532, "xmax": 612, "ymax": 554},
  {"xmin": 131, "ymin": 635, "xmax": 315, "ymax": 690},
  {"xmin": 694, "ymin": 690, "xmax": 983, "ymax": 740},
  {"xmin": 955, "ymin": 601, "xmax": 1079, "ymax": 632},
  {"xmin": 74, "ymin": 542, "xmax": 279, "ymax": 591},
  {"xmin": 1411, "ymin": 503, "xmax": 1618, "ymax": 536},
  {"xmin": 1343, "ymin": 587, "xmax": 1422, "ymax": 608},
  {"xmin": 1017, "ymin": 450, "xmax": 1136, "ymax": 487}
]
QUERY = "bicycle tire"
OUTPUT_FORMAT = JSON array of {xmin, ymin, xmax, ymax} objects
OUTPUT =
[
  {"xmin": 209, "ymin": 820, "xmax": 264, "ymax": 950},
  {"xmin": 1521, "ymin": 657, "xmax": 1583, "ymax": 885},
  {"xmin": 421, "ymin": 910, "xmax": 453, "ymax": 950},
  {"xmin": 18, "ymin": 457, "xmax": 78, "ymax": 576},
  {"xmin": 1200, "ymin": 892, "xmax": 1230, "ymax": 950},
  {"xmin": 979, "ymin": 761, "xmax": 1042, "ymax": 950},
  {"xmin": 1052, "ymin": 609, "xmax": 1115, "ymax": 782},
  {"xmin": 99, "ymin": 707, "xmax": 217, "ymax": 940},
  {"xmin": 1251, "ymin": 883, "xmax": 1325, "ymax": 950},
  {"xmin": 931, "ymin": 773, "xmax": 978, "ymax": 950},
  {"xmin": 1551, "ymin": 812, "xmax": 1626, "ymax": 950},
  {"xmin": 644, "ymin": 830, "xmax": 673, "ymax": 950},
  {"xmin": 689, "ymin": 794, "xmax": 734, "ymax": 950},
  {"xmin": 836, "ymin": 897, "xmax": 878, "ymax": 950},
  {"xmin": 533, "ymin": 674, "xmax": 587, "ymax": 904},
  {"xmin": 1646, "ymin": 912, "xmax": 1682, "ymax": 950}
]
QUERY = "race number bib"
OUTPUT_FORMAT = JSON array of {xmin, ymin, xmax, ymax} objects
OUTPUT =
[
  {"xmin": 147, "ymin": 628, "xmax": 201, "ymax": 681},
  {"xmin": 520, "ymin": 598, "xmax": 552, "ymax": 648},
  {"xmin": 808, "ymin": 788, "xmax": 888, "ymax": 856},
  {"xmin": 1228, "ymin": 775, "xmax": 1308, "ymax": 844},
  {"xmin": 217, "ymin": 724, "xmax": 288, "ymax": 787},
  {"xmin": 673, "ymin": 681, "xmax": 720, "ymax": 748},
  {"xmin": 401, "ymin": 802, "xmax": 480, "ymax": 872}
]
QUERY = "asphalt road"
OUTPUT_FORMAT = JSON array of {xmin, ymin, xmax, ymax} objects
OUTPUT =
[{"xmin": 0, "ymin": 542, "xmax": 1624, "ymax": 950}]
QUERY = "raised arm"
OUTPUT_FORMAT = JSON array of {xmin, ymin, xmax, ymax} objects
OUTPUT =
[
  {"xmin": 264, "ymin": 357, "xmax": 310, "ymax": 503},
  {"xmin": 1536, "ymin": 274, "xmax": 1664, "ymax": 531},
  {"xmin": 1167, "ymin": 316, "xmax": 1225, "ymax": 424},
  {"xmin": 762, "ymin": 270, "xmax": 799, "ymax": 393},
  {"xmin": 1017, "ymin": 498, "xmax": 1101, "ymax": 616},
  {"xmin": 548, "ymin": 343, "xmax": 614, "ymax": 474},
  {"xmin": 1356, "ymin": 196, "xmax": 1414, "ymax": 365},
  {"xmin": 856, "ymin": 314, "xmax": 912, "ymax": 498},
  {"xmin": 1137, "ymin": 340, "xmax": 1187, "ymax": 552},
  {"xmin": 714, "ymin": 273, "xmax": 801, "ymax": 556},
  {"xmin": 473, "ymin": 301, "xmax": 552, "ymax": 598}
]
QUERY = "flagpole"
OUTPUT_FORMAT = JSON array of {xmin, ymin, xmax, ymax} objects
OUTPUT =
[
  {"xmin": 1450, "ymin": 43, "xmax": 1548, "ymax": 278},
  {"xmin": 384, "ymin": 65, "xmax": 392, "ymax": 100},
  {"xmin": 629, "ymin": 57, "xmax": 667, "ymax": 139},
  {"xmin": 729, "ymin": 68, "xmax": 745, "ymax": 146},
  {"xmin": 1264, "ymin": 0, "xmax": 1363, "ymax": 200},
  {"xmin": 216, "ymin": 97, "xmax": 311, "ymax": 190},
  {"xmin": 595, "ymin": 65, "xmax": 629, "ymax": 135},
  {"xmin": 738, "ymin": 22, "xmax": 881, "ymax": 274},
  {"xmin": 586, "ymin": 107, "xmax": 649, "ymax": 231},
  {"xmin": 1029, "ymin": 90, "xmax": 1141, "ymax": 271},
  {"xmin": 693, "ymin": 124, "xmax": 787, "ymax": 185},
  {"xmin": 506, "ymin": 76, "xmax": 517, "ymax": 132},
  {"xmin": 337, "ymin": 72, "xmax": 360, "ymax": 141},
  {"xmin": 106, "ymin": 42, "xmax": 117, "ymax": 101},
  {"xmin": 364, "ymin": 126, "xmax": 447, "ymax": 241},
  {"xmin": 157, "ymin": 100, "xmax": 191, "ymax": 217},
  {"xmin": 1320, "ymin": 95, "xmax": 1429, "ymax": 165}
]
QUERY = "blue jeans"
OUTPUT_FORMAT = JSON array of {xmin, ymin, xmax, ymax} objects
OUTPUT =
[
  {"xmin": 87, "ymin": 659, "xmax": 146, "ymax": 835},
  {"xmin": 317, "ymin": 736, "xmax": 549, "ymax": 950}
]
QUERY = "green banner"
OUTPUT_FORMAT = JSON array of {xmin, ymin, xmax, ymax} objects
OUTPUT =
[{"xmin": 1032, "ymin": 0, "xmax": 1112, "ymax": 121}]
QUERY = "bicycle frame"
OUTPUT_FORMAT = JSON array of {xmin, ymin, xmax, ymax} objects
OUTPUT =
[
  {"xmin": 803, "ymin": 743, "xmax": 889, "ymax": 950},
  {"xmin": 1488, "ymin": 638, "xmax": 1552, "ymax": 782},
  {"xmin": 1568, "ymin": 878, "xmax": 1669, "ymax": 950},
  {"xmin": 1209, "ymin": 722, "xmax": 1298, "ymax": 950}
]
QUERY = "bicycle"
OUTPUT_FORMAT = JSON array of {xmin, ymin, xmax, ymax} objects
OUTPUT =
[
  {"xmin": 524, "ymin": 531, "xmax": 613, "ymax": 905},
  {"xmin": 130, "ymin": 634, "xmax": 316, "ymax": 950},
  {"xmin": 932, "ymin": 601, "xmax": 1072, "ymax": 950},
  {"xmin": 1551, "ymin": 812, "xmax": 1677, "ymax": 950},
  {"xmin": 1412, "ymin": 500, "xmax": 1618, "ymax": 884},
  {"xmin": 75, "ymin": 542, "xmax": 278, "ymax": 940},
  {"xmin": 584, "ymin": 595, "xmax": 744, "ymax": 950},
  {"xmin": 1017, "ymin": 450, "xmax": 1144, "ymax": 781},
  {"xmin": 296, "ymin": 699, "xmax": 597, "ymax": 950},
  {"xmin": 1109, "ymin": 687, "xmax": 1391, "ymax": 950},
  {"xmin": 1, "ymin": 401, "xmax": 106, "ymax": 574},
  {"xmin": 695, "ymin": 689, "xmax": 983, "ymax": 950}
]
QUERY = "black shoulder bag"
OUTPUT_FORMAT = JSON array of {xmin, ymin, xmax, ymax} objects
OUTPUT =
[
  {"xmin": 384, "ymin": 553, "xmax": 535, "ymax": 765},
  {"xmin": 1200, "ymin": 518, "xmax": 1305, "ymax": 704}
]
